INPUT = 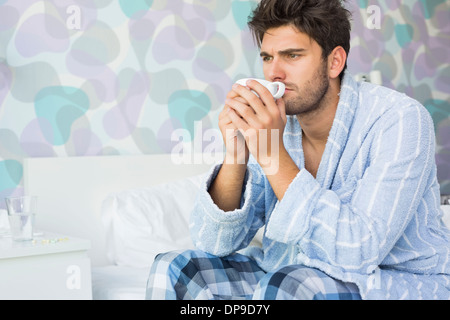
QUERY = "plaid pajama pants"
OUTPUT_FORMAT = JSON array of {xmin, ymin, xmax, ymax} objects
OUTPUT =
[{"xmin": 146, "ymin": 250, "xmax": 361, "ymax": 300}]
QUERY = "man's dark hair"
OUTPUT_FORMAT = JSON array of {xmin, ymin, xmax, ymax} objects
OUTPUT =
[{"xmin": 248, "ymin": 0, "xmax": 352, "ymax": 78}]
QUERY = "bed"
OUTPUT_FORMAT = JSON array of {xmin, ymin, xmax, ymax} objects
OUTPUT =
[
  {"xmin": 23, "ymin": 154, "xmax": 222, "ymax": 300},
  {"xmin": 23, "ymin": 154, "xmax": 450, "ymax": 300}
]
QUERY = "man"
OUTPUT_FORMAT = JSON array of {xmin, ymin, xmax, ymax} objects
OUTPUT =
[{"xmin": 147, "ymin": 0, "xmax": 450, "ymax": 300}]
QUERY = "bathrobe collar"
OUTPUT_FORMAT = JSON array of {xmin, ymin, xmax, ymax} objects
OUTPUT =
[{"xmin": 286, "ymin": 72, "xmax": 359, "ymax": 189}]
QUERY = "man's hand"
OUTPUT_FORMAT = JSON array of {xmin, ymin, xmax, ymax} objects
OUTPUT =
[
  {"xmin": 209, "ymin": 89, "xmax": 252, "ymax": 212},
  {"xmin": 226, "ymin": 79, "xmax": 287, "ymax": 174},
  {"xmin": 219, "ymin": 90, "xmax": 250, "ymax": 166}
]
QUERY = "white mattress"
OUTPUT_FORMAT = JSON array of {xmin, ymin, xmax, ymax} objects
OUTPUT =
[{"xmin": 91, "ymin": 266, "xmax": 150, "ymax": 300}]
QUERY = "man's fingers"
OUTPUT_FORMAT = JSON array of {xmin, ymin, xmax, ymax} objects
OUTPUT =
[{"xmin": 227, "ymin": 106, "xmax": 250, "ymax": 133}]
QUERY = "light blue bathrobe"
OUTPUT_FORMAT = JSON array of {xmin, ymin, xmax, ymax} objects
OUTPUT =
[{"xmin": 190, "ymin": 72, "xmax": 450, "ymax": 300}]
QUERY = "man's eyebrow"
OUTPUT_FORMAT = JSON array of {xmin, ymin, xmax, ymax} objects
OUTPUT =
[
  {"xmin": 260, "ymin": 48, "xmax": 307, "ymax": 57},
  {"xmin": 279, "ymin": 48, "xmax": 306, "ymax": 55}
]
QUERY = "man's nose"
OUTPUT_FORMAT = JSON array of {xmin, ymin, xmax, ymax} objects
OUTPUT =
[{"xmin": 265, "ymin": 59, "xmax": 286, "ymax": 82}]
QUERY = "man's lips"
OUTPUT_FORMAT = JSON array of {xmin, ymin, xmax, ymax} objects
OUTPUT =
[{"xmin": 283, "ymin": 84, "xmax": 296, "ymax": 91}]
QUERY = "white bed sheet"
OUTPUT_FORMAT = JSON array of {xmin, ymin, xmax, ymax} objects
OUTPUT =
[{"xmin": 92, "ymin": 266, "xmax": 150, "ymax": 300}]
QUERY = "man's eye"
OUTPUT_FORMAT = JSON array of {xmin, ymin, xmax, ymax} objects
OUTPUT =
[
  {"xmin": 262, "ymin": 56, "xmax": 272, "ymax": 62},
  {"xmin": 289, "ymin": 54, "xmax": 299, "ymax": 59}
]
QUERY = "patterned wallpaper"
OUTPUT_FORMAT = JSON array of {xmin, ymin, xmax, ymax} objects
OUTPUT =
[{"xmin": 0, "ymin": 0, "xmax": 449, "ymax": 208}]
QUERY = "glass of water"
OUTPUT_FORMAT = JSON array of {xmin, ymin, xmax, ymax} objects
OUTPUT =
[{"xmin": 5, "ymin": 196, "xmax": 37, "ymax": 241}]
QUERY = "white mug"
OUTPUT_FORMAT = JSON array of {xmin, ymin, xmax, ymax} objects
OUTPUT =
[{"xmin": 235, "ymin": 78, "xmax": 285, "ymax": 99}]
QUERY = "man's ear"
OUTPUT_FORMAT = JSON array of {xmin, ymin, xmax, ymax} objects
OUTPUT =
[{"xmin": 328, "ymin": 46, "xmax": 347, "ymax": 79}]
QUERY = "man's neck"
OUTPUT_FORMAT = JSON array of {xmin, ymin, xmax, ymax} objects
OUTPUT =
[{"xmin": 296, "ymin": 78, "xmax": 341, "ymax": 146}]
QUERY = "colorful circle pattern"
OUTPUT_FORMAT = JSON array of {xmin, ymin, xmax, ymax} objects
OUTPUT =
[{"xmin": 0, "ymin": 0, "xmax": 449, "ymax": 205}]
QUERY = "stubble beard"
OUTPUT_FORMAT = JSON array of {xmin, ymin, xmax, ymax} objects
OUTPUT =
[{"xmin": 283, "ymin": 60, "xmax": 330, "ymax": 117}]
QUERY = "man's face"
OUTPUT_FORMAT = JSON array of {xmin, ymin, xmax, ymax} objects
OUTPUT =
[{"xmin": 260, "ymin": 25, "xmax": 330, "ymax": 116}]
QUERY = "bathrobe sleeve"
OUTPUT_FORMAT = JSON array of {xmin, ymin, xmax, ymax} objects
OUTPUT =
[
  {"xmin": 265, "ymin": 102, "xmax": 436, "ymax": 273},
  {"xmin": 190, "ymin": 159, "xmax": 268, "ymax": 256}
]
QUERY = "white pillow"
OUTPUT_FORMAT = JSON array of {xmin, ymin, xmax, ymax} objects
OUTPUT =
[{"xmin": 101, "ymin": 174, "xmax": 204, "ymax": 268}]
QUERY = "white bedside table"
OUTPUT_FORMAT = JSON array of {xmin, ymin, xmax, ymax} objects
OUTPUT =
[{"xmin": 0, "ymin": 231, "xmax": 92, "ymax": 300}]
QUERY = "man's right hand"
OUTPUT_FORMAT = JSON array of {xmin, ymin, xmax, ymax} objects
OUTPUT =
[
  {"xmin": 208, "ymin": 89, "xmax": 250, "ymax": 212},
  {"xmin": 219, "ymin": 90, "xmax": 250, "ymax": 166}
]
